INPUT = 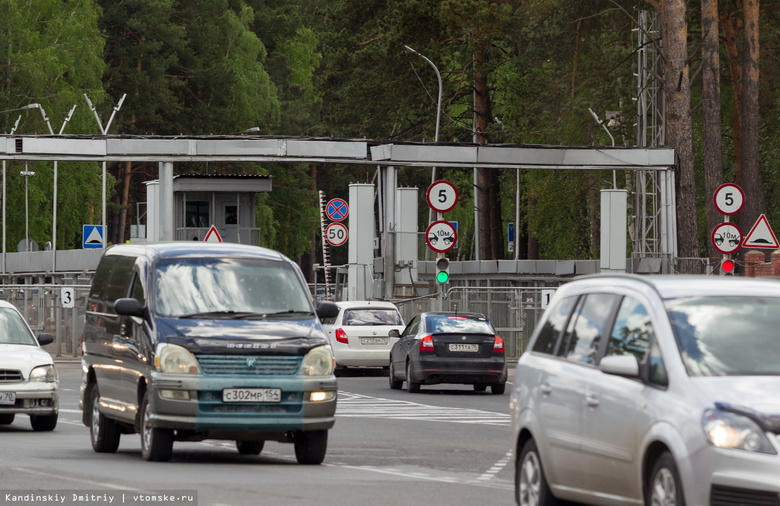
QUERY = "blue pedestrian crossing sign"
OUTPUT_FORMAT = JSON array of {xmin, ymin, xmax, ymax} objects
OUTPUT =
[{"xmin": 83, "ymin": 225, "xmax": 105, "ymax": 249}]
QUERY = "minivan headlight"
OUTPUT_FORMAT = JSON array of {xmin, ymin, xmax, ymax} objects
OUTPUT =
[
  {"xmin": 299, "ymin": 346, "xmax": 334, "ymax": 376},
  {"xmin": 155, "ymin": 343, "xmax": 200, "ymax": 374},
  {"xmin": 702, "ymin": 409, "xmax": 776, "ymax": 454},
  {"xmin": 29, "ymin": 364, "xmax": 57, "ymax": 382}
]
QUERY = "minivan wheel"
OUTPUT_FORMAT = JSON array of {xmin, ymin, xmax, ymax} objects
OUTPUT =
[
  {"xmin": 516, "ymin": 439, "xmax": 557, "ymax": 506},
  {"xmin": 647, "ymin": 452, "xmax": 685, "ymax": 506},
  {"xmin": 30, "ymin": 413, "xmax": 58, "ymax": 431},
  {"xmin": 0, "ymin": 413, "xmax": 15, "ymax": 424},
  {"xmin": 406, "ymin": 362, "xmax": 420, "ymax": 393},
  {"xmin": 388, "ymin": 362, "xmax": 402, "ymax": 389},
  {"xmin": 294, "ymin": 430, "xmax": 328, "ymax": 465},
  {"xmin": 236, "ymin": 440, "xmax": 264, "ymax": 455},
  {"xmin": 140, "ymin": 391, "xmax": 173, "ymax": 462},
  {"xmin": 89, "ymin": 384, "xmax": 120, "ymax": 453}
]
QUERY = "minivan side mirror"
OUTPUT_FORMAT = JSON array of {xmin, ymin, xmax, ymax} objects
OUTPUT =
[
  {"xmin": 114, "ymin": 298, "xmax": 146, "ymax": 318},
  {"xmin": 388, "ymin": 329, "xmax": 400, "ymax": 338},
  {"xmin": 316, "ymin": 301, "xmax": 339, "ymax": 320},
  {"xmin": 37, "ymin": 333, "xmax": 54, "ymax": 346},
  {"xmin": 600, "ymin": 354, "xmax": 639, "ymax": 378}
]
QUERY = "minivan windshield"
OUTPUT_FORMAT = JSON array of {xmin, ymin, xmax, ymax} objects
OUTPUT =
[
  {"xmin": 154, "ymin": 258, "xmax": 312, "ymax": 318},
  {"xmin": 666, "ymin": 296, "xmax": 780, "ymax": 376}
]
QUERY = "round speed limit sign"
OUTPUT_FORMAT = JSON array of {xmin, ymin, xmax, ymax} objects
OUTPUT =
[
  {"xmin": 325, "ymin": 222, "xmax": 348, "ymax": 247},
  {"xmin": 713, "ymin": 183, "xmax": 745, "ymax": 216},
  {"xmin": 426, "ymin": 180, "xmax": 458, "ymax": 214}
]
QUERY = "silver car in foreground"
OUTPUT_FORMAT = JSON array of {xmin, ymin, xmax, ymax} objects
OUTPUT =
[{"xmin": 510, "ymin": 274, "xmax": 780, "ymax": 505}]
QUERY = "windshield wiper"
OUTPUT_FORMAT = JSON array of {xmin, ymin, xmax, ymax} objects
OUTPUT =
[
  {"xmin": 252, "ymin": 310, "xmax": 315, "ymax": 319},
  {"xmin": 178, "ymin": 310, "xmax": 257, "ymax": 319}
]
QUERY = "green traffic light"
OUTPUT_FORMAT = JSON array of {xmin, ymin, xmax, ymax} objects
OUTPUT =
[{"xmin": 436, "ymin": 270, "xmax": 449, "ymax": 283}]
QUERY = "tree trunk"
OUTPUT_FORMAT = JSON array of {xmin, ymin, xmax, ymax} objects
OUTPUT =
[
  {"xmin": 702, "ymin": 0, "xmax": 724, "ymax": 258},
  {"xmin": 721, "ymin": 8, "xmax": 743, "ymax": 185},
  {"xmin": 474, "ymin": 43, "xmax": 503, "ymax": 259},
  {"xmin": 739, "ymin": 0, "xmax": 764, "ymax": 233},
  {"xmin": 662, "ymin": 0, "xmax": 699, "ymax": 261},
  {"xmin": 118, "ymin": 161, "xmax": 132, "ymax": 243}
]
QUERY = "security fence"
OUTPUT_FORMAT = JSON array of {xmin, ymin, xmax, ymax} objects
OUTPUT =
[
  {"xmin": 0, "ymin": 284, "xmax": 89, "ymax": 358},
  {"xmin": 393, "ymin": 285, "xmax": 564, "ymax": 360}
]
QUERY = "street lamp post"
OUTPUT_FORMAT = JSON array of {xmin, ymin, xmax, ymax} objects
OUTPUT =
[
  {"xmin": 404, "ymin": 45, "xmax": 443, "ymax": 262},
  {"xmin": 20, "ymin": 164, "xmax": 35, "ymax": 252}
]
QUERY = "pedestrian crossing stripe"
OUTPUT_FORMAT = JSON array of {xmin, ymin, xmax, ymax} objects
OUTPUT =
[{"xmin": 335, "ymin": 392, "xmax": 511, "ymax": 426}]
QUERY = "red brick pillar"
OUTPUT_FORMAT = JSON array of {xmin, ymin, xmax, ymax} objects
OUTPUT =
[
  {"xmin": 744, "ymin": 250, "xmax": 765, "ymax": 277},
  {"xmin": 771, "ymin": 250, "xmax": 780, "ymax": 277}
]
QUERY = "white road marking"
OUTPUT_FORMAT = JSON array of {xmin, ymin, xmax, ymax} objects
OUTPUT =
[{"xmin": 336, "ymin": 391, "xmax": 511, "ymax": 426}]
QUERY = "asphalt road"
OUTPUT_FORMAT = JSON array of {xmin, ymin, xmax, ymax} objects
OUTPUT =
[{"xmin": 0, "ymin": 362, "xmax": 516, "ymax": 506}]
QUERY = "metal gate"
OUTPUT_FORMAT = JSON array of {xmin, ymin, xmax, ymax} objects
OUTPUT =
[{"xmin": 0, "ymin": 284, "xmax": 89, "ymax": 358}]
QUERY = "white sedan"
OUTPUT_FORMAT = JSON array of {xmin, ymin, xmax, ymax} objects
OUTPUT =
[
  {"xmin": 0, "ymin": 300, "xmax": 59, "ymax": 431},
  {"xmin": 321, "ymin": 301, "xmax": 404, "ymax": 374}
]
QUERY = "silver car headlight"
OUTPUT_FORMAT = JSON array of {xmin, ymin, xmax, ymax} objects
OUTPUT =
[
  {"xmin": 29, "ymin": 364, "xmax": 57, "ymax": 383},
  {"xmin": 155, "ymin": 343, "xmax": 201, "ymax": 374},
  {"xmin": 702, "ymin": 409, "xmax": 777, "ymax": 454},
  {"xmin": 299, "ymin": 345, "xmax": 334, "ymax": 376}
]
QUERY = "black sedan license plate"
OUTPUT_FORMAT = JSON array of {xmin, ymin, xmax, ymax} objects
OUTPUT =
[
  {"xmin": 448, "ymin": 343, "xmax": 479, "ymax": 352},
  {"xmin": 222, "ymin": 388, "xmax": 281, "ymax": 403}
]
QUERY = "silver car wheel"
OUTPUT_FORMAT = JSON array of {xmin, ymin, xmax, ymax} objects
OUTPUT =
[
  {"xmin": 142, "ymin": 401, "xmax": 152, "ymax": 452},
  {"xmin": 519, "ymin": 450, "xmax": 542, "ymax": 506},
  {"xmin": 650, "ymin": 468, "xmax": 677, "ymax": 506},
  {"xmin": 91, "ymin": 393, "xmax": 100, "ymax": 446}
]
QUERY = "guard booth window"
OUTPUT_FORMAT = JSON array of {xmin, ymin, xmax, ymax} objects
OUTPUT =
[{"xmin": 186, "ymin": 201, "xmax": 209, "ymax": 228}]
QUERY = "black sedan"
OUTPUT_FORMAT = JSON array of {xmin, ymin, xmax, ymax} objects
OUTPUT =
[{"xmin": 388, "ymin": 312, "xmax": 507, "ymax": 394}]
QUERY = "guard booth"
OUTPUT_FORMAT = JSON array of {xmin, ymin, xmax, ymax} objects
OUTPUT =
[{"xmin": 145, "ymin": 174, "xmax": 272, "ymax": 244}]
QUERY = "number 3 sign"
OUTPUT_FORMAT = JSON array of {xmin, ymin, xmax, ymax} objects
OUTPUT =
[{"xmin": 426, "ymin": 180, "xmax": 458, "ymax": 214}]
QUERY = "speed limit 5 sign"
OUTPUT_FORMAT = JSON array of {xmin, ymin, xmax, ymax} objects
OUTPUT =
[{"xmin": 426, "ymin": 180, "xmax": 458, "ymax": 214}]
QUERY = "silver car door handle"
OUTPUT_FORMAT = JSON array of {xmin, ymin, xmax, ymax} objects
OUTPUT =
[
  {"xmin": 540, "ymin": 383, "xmax": 552, "ymax": 395},
  {"xmin": 586, "ymin": 395, "xmax": 599, "ymax": 408}
]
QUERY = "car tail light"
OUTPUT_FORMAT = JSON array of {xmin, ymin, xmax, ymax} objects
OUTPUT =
[
  {"xmin": 419, "ymin": 335, "xmax": 434, "ymax": 352},
  {"xmin": 493, "ymin": 336, "xmax": 505, "ymax": 353},
  {"xmin": 335, "ymin": 328, "xmax": 349, "ymax": 344}
]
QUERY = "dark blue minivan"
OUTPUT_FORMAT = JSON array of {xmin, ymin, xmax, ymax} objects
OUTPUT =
[{"xmin": 79, "ymin": 242, "xmax": 339, "ymax": 463}]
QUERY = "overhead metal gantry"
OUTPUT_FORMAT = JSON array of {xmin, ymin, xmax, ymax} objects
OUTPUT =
[{"xmin": 0, "ymin": 134, "xmax": 676, "ymax": 273}]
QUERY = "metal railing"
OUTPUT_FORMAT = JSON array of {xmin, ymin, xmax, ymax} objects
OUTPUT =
[{"xmin": 0, "ymin": 284, "xmax": 89, "ymax": 358}]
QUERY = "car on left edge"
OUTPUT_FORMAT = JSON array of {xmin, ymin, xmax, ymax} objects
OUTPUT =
[{"xmin": 0, "ymin": 300, "xmax": 59, "ymax": 431}]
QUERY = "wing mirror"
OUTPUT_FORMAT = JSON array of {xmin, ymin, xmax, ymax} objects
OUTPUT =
[
  {"xmin": 114, "ymin": 298, "xmax": 146, "ymax": 318},
  {"xmin": 600, "ymin": 354, "xmax": 639, "ymax": 378}
]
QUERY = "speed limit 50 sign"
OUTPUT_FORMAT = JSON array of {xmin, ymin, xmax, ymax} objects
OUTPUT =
[{"xmin": 325, "ymin": 222, "xmax": 348, "ymax": 247}]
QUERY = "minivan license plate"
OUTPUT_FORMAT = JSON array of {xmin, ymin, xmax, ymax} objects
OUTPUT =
[
  {"xmin": 0, "ymin": 392, "xmax": 15, "ymax": 405},
  {"xmin": 223, "ymin": 388, "xmax": 281, "ymax": 403},
  {"xmin": 449, "ymin": 343, "xmax": 479, "ymax": 352}
]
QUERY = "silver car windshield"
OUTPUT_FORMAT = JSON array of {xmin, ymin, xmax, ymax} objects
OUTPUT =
[
  {"xmin": 666, "ymin": 296, "xmax": 780, "ymax": 376},
  {"xmin": 0, "ymin": 307, "xmax": 36, "ymax": 345},
  {"xmin": 154, "ymin": 258, "xmax": 312, "ymax": 318},
  {"xmin": 343, "ymin": 309, "xmax": 403, "ymax": 326}
]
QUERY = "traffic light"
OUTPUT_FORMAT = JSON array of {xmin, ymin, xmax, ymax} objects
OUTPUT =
[
  {"xmin": 435, "ymin": 257, "xmax": 450, "ymax": 284},
  {"xmin": 720, "ymin": 258, "xmax": 735, "ymax": 275}
]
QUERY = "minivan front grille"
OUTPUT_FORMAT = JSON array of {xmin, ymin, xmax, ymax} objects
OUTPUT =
[
  {"xmin": 0, "ymin": 370, "xmax": 23, "ymax": 382},
  {"xmin": 197, "ymin": 355, "xmax": 302, "ymax": 376}
]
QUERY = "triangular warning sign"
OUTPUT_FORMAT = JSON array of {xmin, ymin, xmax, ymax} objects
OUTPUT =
[
  {"xmin": 203, "ymin": 225, "xmax": 223, "ymax": 243},
  {"xmin": 742, "ymin": 214, "xmax": 779, "ymax": 249}
]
